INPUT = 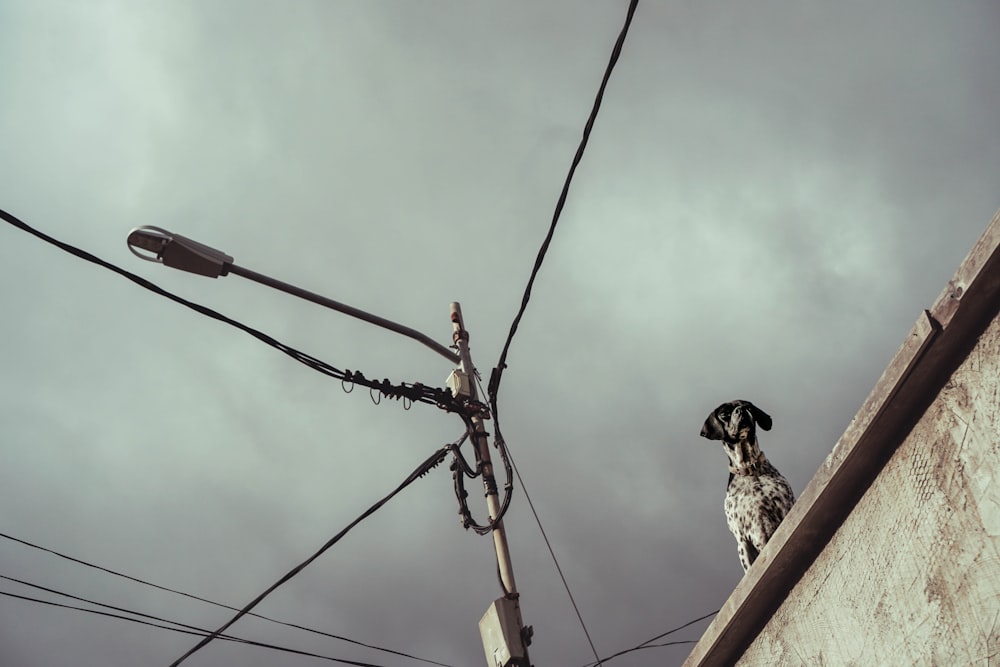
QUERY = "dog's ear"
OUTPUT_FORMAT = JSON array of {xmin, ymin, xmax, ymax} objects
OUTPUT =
[
  {"xmin": 700, "ymin": 411, "xmax": 726, "ymax": 440},
  {"xmin": 747, "ymin": 403, "xmax": 772, "ymax": 431}
]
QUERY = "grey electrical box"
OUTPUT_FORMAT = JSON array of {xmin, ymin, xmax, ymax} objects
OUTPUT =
[
  {"xmin": 480, "ymin": 597, "xmax": 529, "ymax": 667},
  {"xmin": 446, "ymin": 369, "xmax": 471, "ymax": 398}
]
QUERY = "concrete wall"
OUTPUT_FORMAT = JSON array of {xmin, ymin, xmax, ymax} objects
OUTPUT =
[
  {"xmin": 683, "ymin": 210, "xmax": 1000, "ymax": 667},
  {"xmin": 739, "ymin": 313, "xmax": 1000, "ymax": 665}
]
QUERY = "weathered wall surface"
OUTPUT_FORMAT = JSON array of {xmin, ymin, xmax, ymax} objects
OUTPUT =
[{"xmin": 738, "ymin": 314, "xmax": 1000, "ymax": 666}]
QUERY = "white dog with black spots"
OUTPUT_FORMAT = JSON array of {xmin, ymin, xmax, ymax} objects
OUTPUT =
[{"xmin": 700, "ymin": 400, "xmax": 795, "ymax": 572}]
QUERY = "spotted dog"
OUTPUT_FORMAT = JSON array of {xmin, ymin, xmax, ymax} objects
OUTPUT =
[{"xmin": 700, "ymin": 400, "xmax": 795, "ymax": 572}]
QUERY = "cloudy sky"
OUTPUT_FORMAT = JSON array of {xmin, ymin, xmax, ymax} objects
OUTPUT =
[{"xmin": 2, "ymin": 2, "xmax": 999, "ymax": 666}]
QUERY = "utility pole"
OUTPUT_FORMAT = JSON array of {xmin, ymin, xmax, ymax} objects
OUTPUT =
[
  {"xmin": 125, "ymin": 228, "xmax": 533, "ymax": 665},
  {"xmin": 448, "ymin": 303, "xmax": 532, "ymax": 667}
]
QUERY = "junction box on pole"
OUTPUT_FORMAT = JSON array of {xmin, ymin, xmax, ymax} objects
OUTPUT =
[{"xmin": 480, "ymin": 597, "xmax": 532, "ymax": 667}]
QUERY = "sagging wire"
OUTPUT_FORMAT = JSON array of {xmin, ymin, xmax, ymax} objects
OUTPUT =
[
  {"xmin": 165, "ymin": 441, "xmax": 457, "ymax": 667},
  {"xmin": 0, "ymin": 589, "xmax": 387, "ymax": 667},
  {"xmin": 480, "ymin": 0, "xmax": 639, "ymax": 542},
  {"xmin": 579, "ymin": 608, "xmax": 718, "ymax": 666},
  {"xmin": 446, "ymin": 393, "xmax": 516, "ymax": 540},
  {"xmin": 489, "ymin": 0, "xmax": 639, "ymax": 409},
  {"xmin": 480, "ymin": 0, "xmax": 639, "ymax": 656},
  {"xmin": 0, "ymin": 207, "xmax": 466, "ymax": 415},
  {"xmin": 1, "ymin": 534, "xmax": 457, "ymax": 666},
  {"xmin": 444, "ymin": 409, "xmax": 517, "ymax": 597}
]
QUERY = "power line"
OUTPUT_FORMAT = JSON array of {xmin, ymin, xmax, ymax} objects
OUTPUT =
[
  {"xmin": 1, "ymin": 573, "xmax": 221, "ymax": 635},
  {"xmin": 588, "ymin": 640, "xmax": 699, "ymax": 665},
  {"xmin": 165, "ymin": 443, "xmax": 453, "ymax": 667},
  {"xmin": 0, "ymin": 207, "xmax": 461, "ymax": 414},
  {"xmin": 488, "ymin": 0, "xmax": 639, "ymax": 404},
  {"xmin": 630, "ymin": 608, "xmax": 717, "ymax": 652},
  {"xmin": 0, "ymin": 532, "xmax": 453, "ymax": 667},
  {"xmin": 485, "ymin": 0, "xmax": 640, "ymax": 664},
  {"xmin": 0, "ymin": 587, "xmax": 387, "ymax": 667},
  {"xmin": 472, "ymin": 372, "xmax": 599, "ymax": 659},
  {"xmin": 580, "ymin": 609, "xmax": 718, "ymax": 667},
  {"xmin": 8, "ymin": 2, "xmax": 646, "ymax": 663},
  {"xmin": 0, "ymin": 209, "xmax": 460, "ymax": 664},
  {"xmin": 0, "ymin": 206, "xmax": 464, "ymax": 665},
  {"xmin": 501, "ymin": 436, "xmax": 600, "ymax": 661}
]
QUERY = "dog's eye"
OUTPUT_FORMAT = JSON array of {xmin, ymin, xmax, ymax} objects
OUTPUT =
[{"xmin": 719, "ymin": 409, "xmax": 731, "ymax": 420}]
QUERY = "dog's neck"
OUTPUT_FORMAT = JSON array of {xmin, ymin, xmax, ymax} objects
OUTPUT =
[{"xmin": 724, "ymin": 436, "xmax": 768, "ymax": 477}]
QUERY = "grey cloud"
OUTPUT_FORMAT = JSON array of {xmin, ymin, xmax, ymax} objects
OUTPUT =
[{"xmin": 2, "ymin": 2, "xmax": 998, "ymax": 666}]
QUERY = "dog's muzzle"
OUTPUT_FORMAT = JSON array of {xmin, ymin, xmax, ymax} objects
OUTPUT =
[{"xmin": 725, "ymin": 405, "xmax": 753, "ymax": 442}]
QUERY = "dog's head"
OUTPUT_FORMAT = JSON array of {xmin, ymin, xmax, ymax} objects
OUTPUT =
[{"xmin": 700, "ymin": 400, "xmax": 772, "ymax": 443}]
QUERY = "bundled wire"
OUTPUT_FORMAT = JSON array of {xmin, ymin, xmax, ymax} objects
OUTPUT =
[
  {"xmin": 488, "ymin": 0, "xmax": 639, "ymax": 407},
  {"xmin": 166, "ymin": 442, "xmax": 454, "ymax": 666},
  {"xmin": 0, "ymin": 587, "xmax": 387, "ymax": 667},
  {"xmin": 0, "ymin": 207, "xmax": 461, "ymax": 414},
  {"xmin": 483, "ymin": 0, "xmax": 640, "ymax": 661},
  {"xmin": 0, "ymin": 532, "xmax": 453, "ymax": 667},
  {"xmin": 446, "ymin": 410, "xmax": 516, "ymax": 539}
]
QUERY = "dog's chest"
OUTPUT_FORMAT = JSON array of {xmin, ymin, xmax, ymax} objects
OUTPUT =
[{"xmin": 724, "ymin": 468, "xmax": 794, "ymax": 532}]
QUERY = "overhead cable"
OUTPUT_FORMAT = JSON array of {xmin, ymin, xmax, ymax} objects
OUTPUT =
[
  {"xmin": 580, "ymin": 608, "xmax": 718, "ymax": 667},
  {"xmin": 485, "ymin": 0, "xmax": 640, "ymax": 663},
  {"xmin": 448, "ymin": 411, "xmax": 515, "ymax": 539},
  {"xmin": 489, "ymin": 0, "xmax": 639, "ymax": 404},
  {"xmin": 0, "ymin": 588, "xmax": 386, "ymax": 667},
  {"xmin": 497, "ymin": 423, "xmax": 601, "ymax": 662},
  {"xmin": 0, "ymin": 532, "xmax": 453, "ymax": 667},
  {"xmin": 165, "ymin": 443, "xmax": 453, "ymax": 667},
  {"xmin": 0, "ymin": 207, "xmax": 461, "ymax": 414}
]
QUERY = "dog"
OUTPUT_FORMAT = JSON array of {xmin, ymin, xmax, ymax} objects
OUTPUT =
[{"xmin": 700, "ymin": 400, "xmax": 795, "ymax": 572}]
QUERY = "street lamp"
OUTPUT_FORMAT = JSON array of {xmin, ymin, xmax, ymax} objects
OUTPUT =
[
  {"xmin": 126, "ymin": 226, "xmax": 531, "ymax": 666},
  {"xmin": 126, "ymin": 226, "xmax": 459, "ymax": 364}
]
